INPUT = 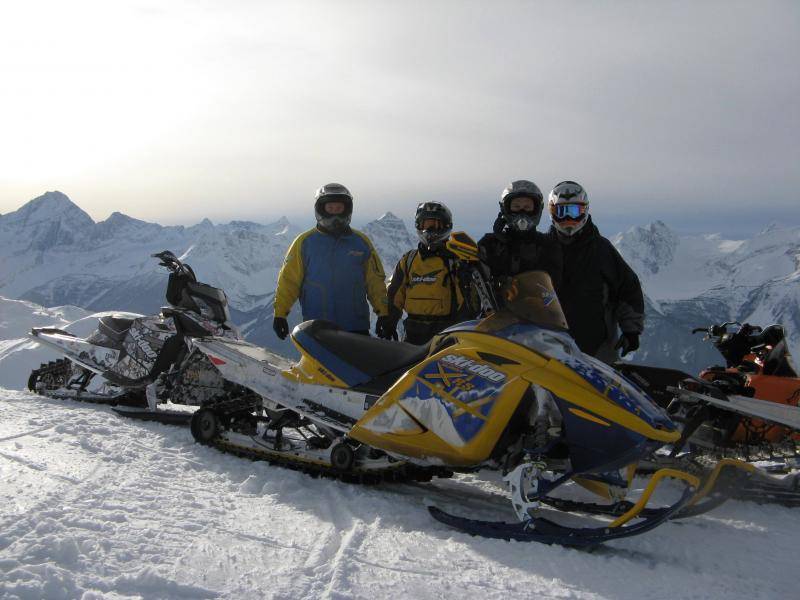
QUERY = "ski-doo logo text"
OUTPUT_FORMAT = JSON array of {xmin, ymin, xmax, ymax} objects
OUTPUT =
[
  {"xmin": 129, "ymin": 328, "xmax": 158, "ymax": 362},
  {"xmin": 440, "ymin": 354, "xmax": 506, "ymax": 383},
  {"xmin": 409, "ymin": 269, "xmax": 441, "ymax": 286}
]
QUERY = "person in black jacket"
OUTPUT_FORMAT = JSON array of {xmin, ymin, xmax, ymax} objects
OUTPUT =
[
  {"xmin": 547, "ymin": 181, "xmax": 644, "ymax": 364},
  {"xmin": 478, "ymin": 180, "xmax": 563, "ymax": 298}
]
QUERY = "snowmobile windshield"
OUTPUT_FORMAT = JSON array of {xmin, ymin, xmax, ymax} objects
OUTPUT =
[
  {"xmin": 465, "ymin": 271, "xmax": 576, "ymax": 358},
  {"xmin": 489, "ymin": 271, "xmax": 568, "ymax": 331},
  {"xmin": 438, "ymin": 271, "xmax": 574, "ymax": 358}
]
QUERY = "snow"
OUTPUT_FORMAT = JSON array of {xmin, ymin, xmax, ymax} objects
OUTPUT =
[
  {"xmin": 612, "ymin": 221, "xmax": 799, "ymax": 302},
  {"xmin": 0, "ymin": 296, "xmax": 139, "ymax": 390},
  {"xmin": 2, "ymin": 214, "xmax": 800, "ymax": 597},
  {"xmin": 1, "ymin": 389, "xmax": 798, "ymax": 599}
]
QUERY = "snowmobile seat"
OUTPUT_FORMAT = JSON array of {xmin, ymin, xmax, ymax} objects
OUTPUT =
[
  {"xmin": 98, "ymin": 315, "xmax": 136, "ymax": 342},
  {"xmin": 763, "ymin": 339, "xmax": 799, "ymax": 378},
  {"xmin": 612, "ymin": 363, "xmax": 695, "ymax": 409},
  {"xmin": 292, "ymin": 320, "xmax": 431, "ymax": 388}
]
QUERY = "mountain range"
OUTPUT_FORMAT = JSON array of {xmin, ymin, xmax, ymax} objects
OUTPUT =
[{"xmin": 1, "ymin": 191, "xmax": 799, "ymax": 374}]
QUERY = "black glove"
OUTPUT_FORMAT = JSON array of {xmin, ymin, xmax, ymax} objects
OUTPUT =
[
  {"xmin": 375, "ymin": 315, "xmax": 398, "ymax": 340},
  {"xmin": 615, "ymin": 332, "xmax": 640, "ymax": 357},
  {"xmin": 272, "ymin": 316, "xmax": 289, "ymax": 340}
]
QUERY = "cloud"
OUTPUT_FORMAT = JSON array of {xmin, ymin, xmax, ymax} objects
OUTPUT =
[{"xmin": 0, "ymin": 1, "xmax": 798, "ymax": 233}]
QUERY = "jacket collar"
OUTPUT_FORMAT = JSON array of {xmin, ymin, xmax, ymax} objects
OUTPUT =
[
  {"xmin": 316, "ymin": 224, "xmax": 352, "ymax": 237},
  {"xmin": 550, "ymin": 215, "xmax": 598, "ymax": 246}
]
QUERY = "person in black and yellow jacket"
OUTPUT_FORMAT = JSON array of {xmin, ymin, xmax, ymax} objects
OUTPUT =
[{"xmin": 386, "ymin": 202, "xmax": 477, "ymax": 345}]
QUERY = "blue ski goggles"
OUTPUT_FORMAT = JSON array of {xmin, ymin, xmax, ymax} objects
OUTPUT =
[{"xmin": 553, "ymin": 203, "xmax": 587, "ymax": 220}]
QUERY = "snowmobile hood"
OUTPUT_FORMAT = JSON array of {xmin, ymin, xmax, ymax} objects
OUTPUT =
[{"xmin": 439, "ymin": 319, "xmax": 677, "ymax": 440}]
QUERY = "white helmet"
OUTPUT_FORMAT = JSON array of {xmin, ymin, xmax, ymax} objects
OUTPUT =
[{"xmin": 548, "ymin": 181, "xmax": 589, "ymax": 237}]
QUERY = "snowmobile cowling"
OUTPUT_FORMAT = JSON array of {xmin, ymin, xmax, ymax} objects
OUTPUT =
[{"xmin": 350, "ymin": 323, "xmax": 679, "ymax": 467}]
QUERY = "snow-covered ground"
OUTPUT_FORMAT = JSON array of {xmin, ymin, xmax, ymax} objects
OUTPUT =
[
  {"xmin": 1, "ymin": 389, "xmax": 798, "ymax": 600},
  {"xmin": 0, "ymin": 297, "xmax": 139, "ymax": 391}
]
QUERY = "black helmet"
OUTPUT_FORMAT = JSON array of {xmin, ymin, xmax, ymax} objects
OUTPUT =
[
  {"xmin": 314, "ymin": 183, "xmax": 353, "ymax": 232},
  {"xmin": 548, "ymin": 180, "xmax": 589, "ymax": 237},
  {"xmin": 499, "ymin": 180, "xmax": 543, "ymax": 234},
  {"xmin": 414, "ymin": 201, "xmax": 453, "ymax": 249}
]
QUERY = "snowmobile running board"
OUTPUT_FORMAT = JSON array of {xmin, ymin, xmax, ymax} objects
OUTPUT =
[
  {"xmin": 430, "ymin": 468, "xmax": 699, "ymax": 548},
  {"xmin": 112, "ymin": 406, "xmax": 194, "ymax": 426},
  {"xmin": 669, "ymin": 387, "xmax": 800, "ymax": 431}
]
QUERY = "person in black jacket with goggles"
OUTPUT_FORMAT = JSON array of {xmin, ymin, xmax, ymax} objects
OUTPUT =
[{"xmin": 547, "ymin": 180, "xmax": 644, "ymax": 364}]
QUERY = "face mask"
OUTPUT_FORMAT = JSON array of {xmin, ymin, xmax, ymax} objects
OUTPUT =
[{"xmin": 508, "ymin": 212, "xmax": 539, "ymax": 233}]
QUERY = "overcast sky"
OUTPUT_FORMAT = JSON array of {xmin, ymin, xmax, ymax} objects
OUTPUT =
[{"xmin": 1, "ymin": 1, "xmax": 798, "ymax": 236}]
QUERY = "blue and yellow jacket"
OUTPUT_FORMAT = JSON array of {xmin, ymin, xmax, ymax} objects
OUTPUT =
[{"xmin": 274, "ymin": 227, "xmax": 389, "ymax": 331}]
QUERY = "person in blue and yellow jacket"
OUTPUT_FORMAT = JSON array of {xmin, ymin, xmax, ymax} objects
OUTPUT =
[
  {"xmin": 386, "ymin": 202, "xmax": 478, "ymax": 345},
  {"xmin": 272, "ymin": 183, "xmax": 394, "ymax": 340}
]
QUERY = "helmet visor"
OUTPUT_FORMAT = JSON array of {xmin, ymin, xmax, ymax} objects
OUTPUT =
[
  {"xmin": 419, "ymin": 217, "xmax": 445, "ymax": 230},
  {"xmin": 553, "ymin": 203, "xmax": 586, "ymax": 220}
]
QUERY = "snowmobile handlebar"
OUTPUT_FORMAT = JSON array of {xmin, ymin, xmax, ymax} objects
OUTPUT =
[
  {"xmin": 152, "ymin": 251, "xmax": 197, "ymax": 282},
  {"xmin": 692, "ymin": 321, "xmax": 783, "ymax": 368},
  {"xmin": 691, "ymin": 321, "xmax": 742, "ymax": 335}
]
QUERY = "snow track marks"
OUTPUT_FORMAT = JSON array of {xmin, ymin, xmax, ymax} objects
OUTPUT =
[{"xmin": 1, "ymin": 389, "xmax": 799, "ymax": 599}]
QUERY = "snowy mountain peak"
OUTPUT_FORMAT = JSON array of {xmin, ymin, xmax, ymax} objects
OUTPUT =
[
  {"xmin": 0, "ymin": 191, "xmax": 95, "ymax": 251},
  {"xmin": 2, "ymin": 191, "xmax": 93, "ymax": 226},
  {"xmin": 361, "ymin": 213, "xmax": 416, "ymax": 272},
  {"xmin": 24, "ymin": 190, "xmax": 83, "ymax": 211},
  {"xmin": 264, "ymin": 216, "xmax": 296, "ymax": 237},
  {"xmin": 93, "ymin": 211, "xmax": 155, "ymax": 241},
  {"xmin": 613, "ymin": 221, "xmax": 679, "ymax": 275},
  {"xmin": 100, "ymin": 211, "xmax": 144, "ymax": 228}
]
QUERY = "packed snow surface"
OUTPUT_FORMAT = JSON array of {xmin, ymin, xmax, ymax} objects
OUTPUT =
[
  {"xmin": 1, "ymin": 389, "xmax": 798, "ymax": 599},
  {"xmin": 0, "ymin": 296, "xmax": 137, "ymax": 390}
]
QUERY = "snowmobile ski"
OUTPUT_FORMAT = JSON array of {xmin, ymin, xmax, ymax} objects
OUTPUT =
[
  {"xmin": 429, "ymin": 466, "xmax": 699, "ymax": 548},
  {"xmin": 671, "ymin": 387, "xmax": 800, "ymax": 431},
  {"xmin": 541, "ymin": 458, "xmax": 760, "ymax": 520},
  {"xmin": 429, "ymin": 486, "xmax": 694, "ymax": 549}
]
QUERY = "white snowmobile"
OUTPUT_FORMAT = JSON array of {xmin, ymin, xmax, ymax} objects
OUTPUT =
[{"xmin": 28, "ymin": 251, "xmax": 243, "ymax": 420}]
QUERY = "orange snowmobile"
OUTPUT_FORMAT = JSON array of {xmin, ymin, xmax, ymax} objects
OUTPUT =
[{"xmin": 617, "ymin": 322, "xmax": 800, "ymax": 505}]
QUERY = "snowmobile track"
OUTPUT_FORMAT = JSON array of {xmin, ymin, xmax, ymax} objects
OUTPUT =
[{"xmin": 208, "ymin": 434, "xmax": 452, "ymax": 486}]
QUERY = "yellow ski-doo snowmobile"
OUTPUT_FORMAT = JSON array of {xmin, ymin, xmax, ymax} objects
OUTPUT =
[{"xmin": 186, "ymin": 233, "xmax": 750, "ymax": 547}]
